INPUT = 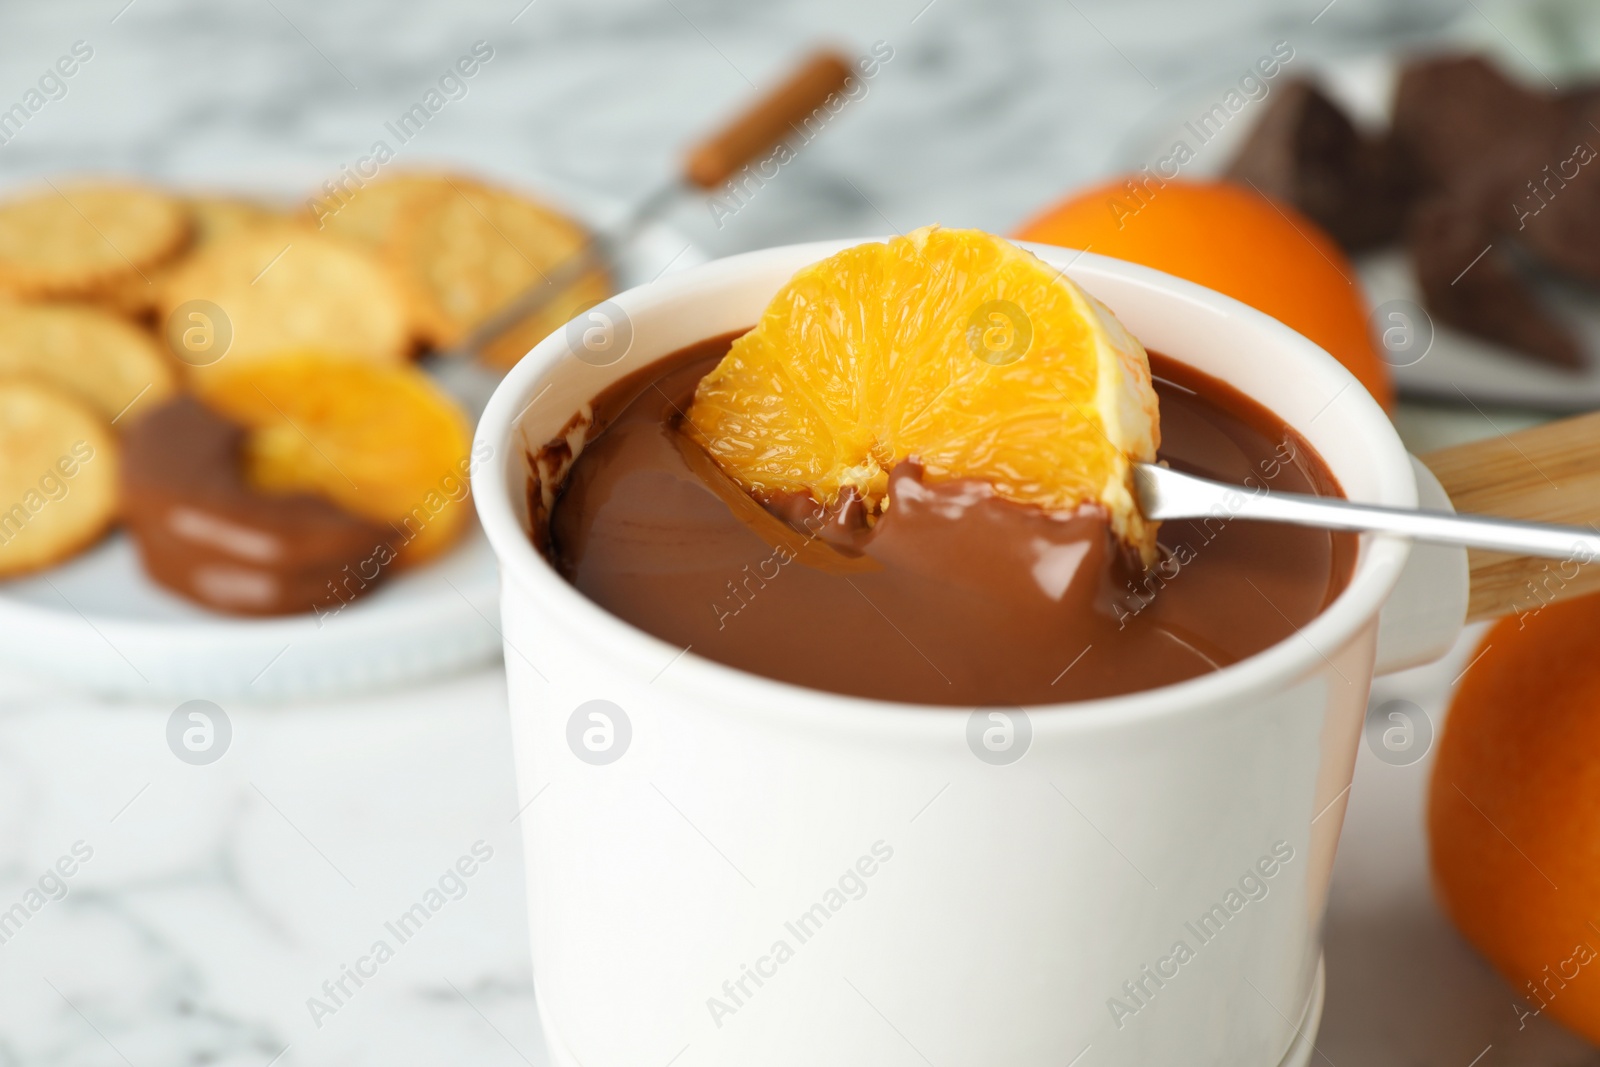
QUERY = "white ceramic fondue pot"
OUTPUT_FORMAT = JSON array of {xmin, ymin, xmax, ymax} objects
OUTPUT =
[{"xmin": 472, "ymin": 239, "xmax": 1468, "ymax": 1067}]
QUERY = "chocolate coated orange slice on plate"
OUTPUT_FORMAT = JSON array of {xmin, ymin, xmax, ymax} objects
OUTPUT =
[{"xmin": 200, "ymin": 352, "xmax": 474, "ymax": 565}]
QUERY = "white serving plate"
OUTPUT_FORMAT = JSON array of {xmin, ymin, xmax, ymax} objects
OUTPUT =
[
  {"xmin": 0, "ymin": 170, "xmax": 704, "ymax": 701},
  {"xmin": 1114, "ymin": 51, "xmax": 1600, "ymax": 412}
]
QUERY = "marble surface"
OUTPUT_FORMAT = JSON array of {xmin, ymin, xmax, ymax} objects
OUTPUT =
[{"xmin": 3, "ymin": 0, "xmax": 1598, "ymax": 1064}]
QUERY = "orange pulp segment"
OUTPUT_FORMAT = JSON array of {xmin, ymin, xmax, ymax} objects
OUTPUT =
[{"xmin": 684, "ymin": 226, "xmax": 1161, "ymax": 558}]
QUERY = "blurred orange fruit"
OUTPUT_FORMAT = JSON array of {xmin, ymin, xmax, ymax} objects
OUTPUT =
[
  {"xmin": 1015, "ymin": 177, "xmax": 1394, "ymax": 410},
  {"xmin": 1429, "ymin": 592, "xmax": 1600, "ymax": 1042},
  {"xmin": 685, "ymin": 226, "xmax": 1162, "ymax": 558}
]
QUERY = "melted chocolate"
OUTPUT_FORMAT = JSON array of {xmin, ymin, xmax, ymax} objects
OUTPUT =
[
  {"xmin": 544, "ymin": 334, "xmax": 1354, "ymax": 706},
  {"xmin": 121, "ymin": 397, "xmax": 393, "ymax": 616}
]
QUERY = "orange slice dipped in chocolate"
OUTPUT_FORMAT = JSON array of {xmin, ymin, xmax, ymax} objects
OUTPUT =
[
  {"xmin": 199, "ymin": 352, "xmax": 475, "ymax": 565},
  {"xmin": 120, "ymin": 395, "xmax": 392, "ymax": 616},
  {"xmin": 684, "ymin": 226, "xmax": 1162, "ymax": 560}
]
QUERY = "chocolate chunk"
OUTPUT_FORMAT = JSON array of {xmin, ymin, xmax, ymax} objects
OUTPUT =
[
  {"xmin": 1392, "ymin": 54, "xmax": 1565, "ymax": 194},
  {"xmin": 1559, "ymin": 81, "xmax": 1600, "ymax": 119},
  {"xmin": 1508, "ymin": 100, "xmax": 1600, "ymax": 283},
  {"xmin": 121, "ymin": 396, "xmax": 396, "ymax": 615},
  {"xmin": 1410, "ymin": 192, "xmax": 1584, "ymax": 369},
  {"xmin": 1226, "ymin": 79, "xmax": 1414, "ymax": 251}
]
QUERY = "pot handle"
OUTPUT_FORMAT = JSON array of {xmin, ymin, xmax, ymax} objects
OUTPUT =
[
  {"xmin": 1373, "ymin": 455, "xmax": 1469, "ymax": 675},
  {"xmin": 1422, "ymin": 409, "xmax": 1600, "ymax": 623}
]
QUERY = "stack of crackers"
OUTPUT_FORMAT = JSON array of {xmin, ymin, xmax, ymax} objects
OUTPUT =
[{"xmin": 0, "ymin": 173, "xmax": 607, "ymax": 602}]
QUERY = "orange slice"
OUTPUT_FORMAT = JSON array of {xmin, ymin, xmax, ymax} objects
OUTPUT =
[
  {"xmin": 200, "ymin": 352, "xmax": 474, "ymax": 565},
  {"xmin": 684, "ymin": 226, "xmax": 1161, "ymax": 557}
]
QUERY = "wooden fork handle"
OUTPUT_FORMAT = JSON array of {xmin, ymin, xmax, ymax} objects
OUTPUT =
[
  {"xmin": 682, "ymin": 50, "xmax": 856, "ymax": 190},
  {"xmin": 1421, "ymin": 409, "xmax": 1600, "ymax": 621}
]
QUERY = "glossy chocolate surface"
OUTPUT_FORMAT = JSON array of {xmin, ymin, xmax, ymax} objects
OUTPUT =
[{"xmin": 544, "ymin": 334, "xmax": 1354, "ymax": 706}]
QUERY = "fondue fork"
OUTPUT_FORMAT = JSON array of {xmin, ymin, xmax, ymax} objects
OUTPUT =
[{"xmin": 1133, "ymin": 463, "xmax": 1600, "ymax": 560}]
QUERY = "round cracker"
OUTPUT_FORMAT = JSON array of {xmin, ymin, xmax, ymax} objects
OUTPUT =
[
  {"xmin": 0, "ymin": 379, "xmax": 118, "ymax": 576},
  {"xmin": 98, "ymin": 258, "xmax": 173, "ymax": 319},
  {"xmin": 102, "ymin": 195, "xmax": 286, "ymax": 318},
  {"xmin": 102, "ymin": 195, "xmax": 286, "ymax": 319},
  {"xmin": 158, "ymin": 224, "xmax": 412, "ymax": 384},
  {"xmin": 188, "ymin": 195, "xmax": 283, "ymax": 242},
  {"xmin": 0, "ymin": 302, "xmax": 176, "ymax": 423},
  {"xmin": 386, "ymin": 180, "xmax": 609, "ymax": 354},
  {"xmin": 310, "ymin": 172, "xmax": 493, "ymax": 345},
  {"xmin": 0, "ymin": 182, "xmax": 190, "ymax": 300},
  {"xmin": 310, "ymin": 172, "xmax": 468, "ymax": 249}
]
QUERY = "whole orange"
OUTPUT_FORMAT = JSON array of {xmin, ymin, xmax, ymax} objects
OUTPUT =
[
  {"xmin": 1014, "ymin": 177, "xmax": 1394, "ymax": 409},
  {"xmin": 1429, "ymin": 592, "xmax": 1600, "ymax": 1042}
]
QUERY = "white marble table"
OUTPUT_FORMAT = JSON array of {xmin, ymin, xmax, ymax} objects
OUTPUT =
[{"xmin": 4, "ymin": 0, "xmax": 1598, "ymax": 1063}]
